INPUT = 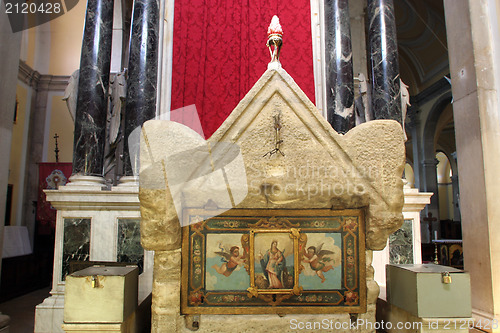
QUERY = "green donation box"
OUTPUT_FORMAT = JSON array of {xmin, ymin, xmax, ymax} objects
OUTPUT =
[{"xmin": 386, "ymin": 264, "xmax": 471, "ymax": 318}]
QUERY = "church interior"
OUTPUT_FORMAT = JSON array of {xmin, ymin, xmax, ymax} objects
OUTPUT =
[{"xmin": 0, "ymin": 0, "xmax": 499, "ymax": 332}]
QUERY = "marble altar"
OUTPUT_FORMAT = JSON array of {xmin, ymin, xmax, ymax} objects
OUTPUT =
[{"xmin": 34, "ymin": 183, "xmax": 153, "ymax": 333}]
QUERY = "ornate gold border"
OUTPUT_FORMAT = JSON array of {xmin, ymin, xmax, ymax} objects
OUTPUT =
[
  {"xmin": 180, "ymin": 209, "xmax": 366, "ymax": 315},
  {"xmin": 246, "ymin": 228, "xmax": 302, "ymax": 299}
]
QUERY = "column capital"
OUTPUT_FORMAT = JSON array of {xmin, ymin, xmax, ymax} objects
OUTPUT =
[
  {"xmin": 406, "ymin": 105, "xmax": 421, "ymax": 130},
  {"xmin": 422, "ymin": 158, "xmax": 439, "ymax": 167}
]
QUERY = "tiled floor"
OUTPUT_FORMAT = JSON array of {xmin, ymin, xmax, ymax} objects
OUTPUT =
[{"xmin": 0, "ymin": 287, "xmax": 51, "ymax": 333}]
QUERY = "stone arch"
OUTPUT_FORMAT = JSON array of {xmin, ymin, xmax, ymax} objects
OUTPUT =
[
  {"xmin": 436, "ymin": 144, "xmax": 458, "ymax": 178},
  {"xmin": 420, "ymin": 92, "xmax": 452, "ymax": 226},
  {"xmin": 422, "ymin": 92, "xmax": 453, "ymax": 164}
]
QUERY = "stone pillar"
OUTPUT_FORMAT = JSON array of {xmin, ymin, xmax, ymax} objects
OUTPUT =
[
  {"xmin": 421, "ymin": 158, "xmax": 440, "ymax": 240},
  {"xmin": 325, "ymin": 0, "xmax": 355, "ymax": 134},
  {"xmin": 71, "ymin": 0, "xmax": 114, "ymax": 179},
  {"xmin": 450, "ymin": 174, "xmax": 461, "ymax": 222},
  {"xmin": 151, "ymin": 250, "xmax": 181, "ymax": 333},
  {"xmin": 444, "ymin": 0, "xmax": 500, "ymax": 327},
  {"xmin": 0, "ymin": 6, "xmax": 22, "ymax": 274},
  {"xmin": 122, "ymin": 0, "xmax": 160, "ymax": 179},
  {"xmin": 366, "ymin": 0, "xmax": 401, "ymax": 123},
  {"xmin": 407, "ymin": 114, "xmax": 421, "ymax": 189},
  {"xmin": 157, "ymin": 0, "xmax": 175, "ymax": 119},
  {"xmin": 110, "ymin": 0, "xmax": 125, "ymax": 73}
]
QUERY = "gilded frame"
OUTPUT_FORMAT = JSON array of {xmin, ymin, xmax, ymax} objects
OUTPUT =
[{"xmin": 181, "ymin": 209, "xmax": 366, "ymax": 315}]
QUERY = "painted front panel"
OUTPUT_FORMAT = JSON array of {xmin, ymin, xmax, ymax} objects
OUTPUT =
[{"xmin": 181, "ymin": 209, "xmax": 365, "ymax": 314}]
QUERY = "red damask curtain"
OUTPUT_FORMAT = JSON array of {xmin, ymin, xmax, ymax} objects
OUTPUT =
[
  {"xmin": 171, "ymin": 0, "xmax": 315, "ymax": 138},
  {"xmin": 37, "ymin": 163, "xmax": 72, "ymax": 234}
]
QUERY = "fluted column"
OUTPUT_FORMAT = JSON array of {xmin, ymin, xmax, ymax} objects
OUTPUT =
[
  {"xmin": 325, "ymin": 0, "xmax": 355, "ymax": 134},
  {"xmin": 72, "ymin": 0, "xmax": 114, "ymax": 177},
  {"xmin": 122, "ymin": 0, "xmax": 160, "ymax": 177},
  {"xmin": 367, "ymin": 0, "xmax": 401, "ymax": 123}
]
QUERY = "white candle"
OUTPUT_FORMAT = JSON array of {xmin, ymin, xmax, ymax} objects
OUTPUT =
[{"xmin": 434, "ymin": 230, "xmax": 438, "ymax": 240}]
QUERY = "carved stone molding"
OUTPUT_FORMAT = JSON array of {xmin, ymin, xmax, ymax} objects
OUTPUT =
[{"xmin": 18, "ymin": 60, "xmax": 70, "ymax": 91}]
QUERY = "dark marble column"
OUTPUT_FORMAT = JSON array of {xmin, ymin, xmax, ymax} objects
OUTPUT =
[
  {"xmin": 72, "ymin": 0, "xmax": 114, "ymax": 176},
  {"xmin": 325, "ymin": 0, "xmax": 355, "ymax": 134},
  {"xmin": 367, "ymin": 0, "xmax": 402, "ymax": 123},
  {"xmin": 123, "ymin": 0, "xmax": 159, "ymax": 176}
]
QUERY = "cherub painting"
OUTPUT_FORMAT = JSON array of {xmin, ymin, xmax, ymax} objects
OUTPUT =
[
  {"xmin": 302, "ymin": 243, "xmax": 334, "ymax": 283},
  {"xmin": 212, "ymin": 243, "xmax": 246, "ymax": 277},
  {"xmin": 300, "ymin": 233, "xmax": 342, "ymax": 289},
  {"xmin": 205, "ymin": 234, "xmax": 250, "ymax": 291}
]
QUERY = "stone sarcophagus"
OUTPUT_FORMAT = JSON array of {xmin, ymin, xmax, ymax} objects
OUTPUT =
[{"xmin": 139, "ymin": 64, "xmax": 405, "ymax": 331}]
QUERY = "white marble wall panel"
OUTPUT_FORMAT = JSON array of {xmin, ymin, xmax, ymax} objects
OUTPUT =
[{"xmin": 35, "ymin": 184, "xmax": 153, "ymax": 332}]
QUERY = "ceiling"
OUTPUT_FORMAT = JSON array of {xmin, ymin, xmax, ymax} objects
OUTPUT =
[{"xmin": 395, "ymin": 0, "xmax": 449, "ymax": 94}]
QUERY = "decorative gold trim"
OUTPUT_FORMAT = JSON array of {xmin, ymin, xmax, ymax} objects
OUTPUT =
[
  {"xmin": 251, "ymin": 217, "xmax": 299, "ymax": 229},
  {"xmin": 247, "ymin": 228, "xmax": 302, "ymax": 302},
  {"xmin": 180, "ymin": 208, "xmax": 367, "ymax": 315}
]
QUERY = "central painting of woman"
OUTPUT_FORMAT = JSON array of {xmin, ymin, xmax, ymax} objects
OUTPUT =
[{"xmin": 254, "ymin": 233, "xmax": 295, "ymax": 289}]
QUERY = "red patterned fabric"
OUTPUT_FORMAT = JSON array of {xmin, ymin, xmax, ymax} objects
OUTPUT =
[
  {"xmin": 171, "ymin": 0, "xmax": 315, "ymax": 138},
  {"xmin": 37, "ymin": 163, "xmax": 72, "ymax": 234}
]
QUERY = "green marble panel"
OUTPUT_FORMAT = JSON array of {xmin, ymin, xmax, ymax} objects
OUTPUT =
[
  {"xmin": 62, "ymin": 218, "xmax": 91, "ymax": 280},
  {"xmin": 117, "ymin": 219, "xmax": 144, "ymax": 274},
  {"xmin": 389, "ymin": 219, "xmax": 413, "ymax": 264}
]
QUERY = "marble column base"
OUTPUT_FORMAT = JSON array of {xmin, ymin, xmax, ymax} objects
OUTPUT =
[
  {"xmin": 114, "ymin": 176, "xmax": 139, "ymax": 189},
  {"xmin": 64, "ymin": 175, "xmax": 106, "ymax": 191},
  {"xmin": 34, "ymin": 294, "xmax": 65, "ymax": 333}
]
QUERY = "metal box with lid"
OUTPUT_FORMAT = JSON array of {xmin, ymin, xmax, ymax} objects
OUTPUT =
[
  {"xmin": 64, "ymin": 265, "xmax": 138, "ymax": 323},
  {"xmin": 386, "ymin": 264, "xmax": 471, "ymax": 318}
]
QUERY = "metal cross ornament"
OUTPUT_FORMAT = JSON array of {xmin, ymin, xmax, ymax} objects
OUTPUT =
[{"xmin": 263, "ymin": 112, "xmax": 285, "ymax": 157}]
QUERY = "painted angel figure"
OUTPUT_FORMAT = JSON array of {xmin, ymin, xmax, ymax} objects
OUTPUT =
[
  {"xmin": 302, "ymin": 243, "xmax": 335, "ymax": 283},
  {"xmin": 212, "ymin": 244, "xmax": 246, "ymax": 277}
]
